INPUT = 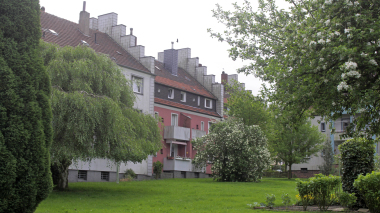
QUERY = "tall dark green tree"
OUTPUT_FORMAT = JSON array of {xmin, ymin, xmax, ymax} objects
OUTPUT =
[
  {"xmin": 0, "ymin": 1, "xmax": 53, "ymax": 212},
  {"xmin": 40, "ymin": 42, "xmax": 162, "ymax": 190}
]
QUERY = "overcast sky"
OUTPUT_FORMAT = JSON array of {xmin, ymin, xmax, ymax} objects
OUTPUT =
[{"xmin": 39, "ymin": 0, "xmax": 289, "ymax": 95}]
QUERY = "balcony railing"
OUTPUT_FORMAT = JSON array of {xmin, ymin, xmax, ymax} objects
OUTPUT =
[
  {"xmin": 164, "ymin": 126, "xmax": 190, "ymax": 141},
  {"xmin": 163, "ymin": 157, "xmax": 192, "ymax": 171},
  {"xmin": 192, "ymin": 129, "xmax": 206, "ymax": 139}
]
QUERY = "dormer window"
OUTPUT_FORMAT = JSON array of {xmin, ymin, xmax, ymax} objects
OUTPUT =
[
  {"xmin": 168, "ymin": 88, "xmax": 174, "ymax": 99},
  {"xmin": 180, "ymin": 91, "xmax": 186, "ymax": 102},
  {"xmin": 205, "ymin": 98, "xmax": 212, "ymax": 109}
]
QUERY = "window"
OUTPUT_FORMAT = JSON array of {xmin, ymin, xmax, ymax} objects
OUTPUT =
[
  {"xmin": 180, "ymin": 91, "xmax": 186, "ymax": 102},
  {"xmin": 154, "ymin": 111, "xmax": 159, "ymax": 119},
  {"xmin": 301, "ymin": 168, "xmax": 308, "ymax": 173},
  {"xmin": 168, "ymin": 88, "xmax": 174, "ymax": 99},
  {"xmin": 320, "ymin": 122, "xmax": 326, "ymax": 132},
  {"xmin": 197, "ymin": 96, "xmax": 200, "ymax": 106},
  {"xmin": 171, "ymin": 113, "xmax": 178, "ymax": 126},
  {"xmin": 201, "ymin": 121, "xmax": 204, "ymax": 131},
  {"xmin": 132, "ymin": 76, "xmax": 143, "ymax": 94},
  {"xmin": 205, "ymin": 98, "xmax": 212, "ymax": 109},
  {"xmin": 78, "ymin": 170, "xmax": 87, "ymax": 180},
  {"xmin": 208, "ymin": 121, "xmax": 213, "ymax": 133},
  {"xmin": 101, "ymin": 172, "xmax": 109, "ymax": 181}
]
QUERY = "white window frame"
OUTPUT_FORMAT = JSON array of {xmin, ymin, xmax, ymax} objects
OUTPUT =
[
  {"xmin": 205, "ymin": 98, "xmax": 212, "ymax": 109},
  {"xmin": 201, "ymin": 121, "xmax": 204, "ymax": 131},
  {"xmin": 208, "ymin": 121, "xmax": 213, "ymax": 133},
  {"xmin": 320, "ymin": 122, "xmax": 326, "ymax": 132},
  {"xmin": 171, "ymin": 113, "xmax": 178, "ymax": 126},
  {"xmin": 132, "ymin": 75, "xmax": 143, "ymax": 94},
  {"xmin": 180, "ymin": 91, "xmax": 186, "ymax": 102},
  {"xmin": 168, "ymin": 88, "xmax": 174, "ymax": 99}
]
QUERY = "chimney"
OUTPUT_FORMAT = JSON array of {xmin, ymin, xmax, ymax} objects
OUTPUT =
[
  {"xmin": 79, "ymin": 1, "xmax": 90, "ymax": 36},
  {"xmin": 221, "ymin": 71, "xmax": 228, "ymax": 85},
  {"xmin": 164, "ymin": 46, "xmax": 178, "ymax": 76},
  {"xmin": 41, "ymin": 6, "xmax": 45, "ymax": 12}
]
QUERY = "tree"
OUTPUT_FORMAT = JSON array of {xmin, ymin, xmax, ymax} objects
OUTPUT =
[
  {"xmin": 0, "ymin": 1, "xmax": 53, "ymax": 212},
  {"xmin": 40, "ymin": 42, "xmax": 162, "ymax": 189},
  {"xmin": 192, "ymin": 118, "xmax": 271, "ymax": 182},
  {"xmin": 319, "ymin": 138, "xmax": 334, "ymax": 176},
  {"xmin": 225, "ymin": 82, "xmax": 275, "ymax": 154},
  {"xmin": 272, "ymin": 109, "xmax": 324, "ymax": 179},
  {"xmin": 209, "ymin": 0, "xmax": 380, "ymax": 139}
]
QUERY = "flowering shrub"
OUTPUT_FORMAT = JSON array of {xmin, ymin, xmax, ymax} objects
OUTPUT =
[
  {"xmin": 281, "ymin": 193, "xmax": 292, "ymax": 210},
  {"xmin": 192, "ymin": 118, "xmax": 270, "ymax": 182}
]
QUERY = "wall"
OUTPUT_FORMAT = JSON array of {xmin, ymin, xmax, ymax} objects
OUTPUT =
[
  {"xmin": 153, "ymin": 104, "xmax": 221, "ymax": 174},
  {"xmin": 120, "ymin": 66, "xmax": 155, "ymax": 115}
]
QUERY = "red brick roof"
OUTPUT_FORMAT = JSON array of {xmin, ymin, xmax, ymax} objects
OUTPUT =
[
  {"xmin": 155, "ymin": 98, "xmax": 221, "ymax": 118},
  {"xmin": 154, "ymin": 61, "xmax": 216, "ymax": 99},
  {"xmin": 40, "ymin": 12, "xmax": 150, "ymax": 73}
]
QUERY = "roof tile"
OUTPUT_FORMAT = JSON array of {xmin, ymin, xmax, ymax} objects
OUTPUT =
[{"xmin": 40, "ymin": 12, "xmax": 150, "ymax": 73}]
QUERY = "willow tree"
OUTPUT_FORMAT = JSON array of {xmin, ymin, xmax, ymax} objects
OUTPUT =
[
  {"xmin": 0, "ymin": 1, "xmax": 52, "ymax": 212},
  {"xmin": 209, "ymin": 0, "xmax": 380, "ymax": 138},
  {"xmin": 40, "ymin": 42, "xmax": 162, "ymax": 189}
]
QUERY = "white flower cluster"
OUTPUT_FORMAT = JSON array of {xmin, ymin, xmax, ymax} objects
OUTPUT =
[
  {"xmin": 318, "ymin": 39, "xmax": 325, "ymax": 44},
  {"xmin": 344, "ymin": 28, "xmax": 350, "ymax": 33},
  {"xmin": 344, "ymin": 61, "xmax": 358, "ymax": 70},
  {"xmin": 361, "ymin": 52, "xmax": 368, "ymax": 57},
  {"xmin": 337, "ymin": 81, "xmax": 349, "ymax": 91},
  {"xmin": 346, "ymin": 70, "xmax": 361, "ymax": 78},
  {"xmin": 310, "ymin": 41, "xmax": 317, "ymax": 46},
  {"xmin": 369, "ymin": 59, "xmax": 378, "ymax": 66},
  {"xmin": 325, "ymin": 0, "xmax": 333, "ymax": 5},
  {"xmin": 325, "ymin": 19, "xmax": 330, "ymax": 25}
]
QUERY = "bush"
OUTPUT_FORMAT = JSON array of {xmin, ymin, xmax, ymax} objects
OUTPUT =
[
  {"xmin": 153, "ymin": 161, "xmax": 163, "ymax": 179},
  {"xmin": 124, "ymin": 169, "xmax": 136, "ymax": 179},
  {"xmin": 338, "ymin": 191, "xmax": 357, "ymax": 210},
  {"xmin": 192, "ymin": 118, "xmax": 271, "ymax": 182},
  {"xmin": 296, "ymin": 174, "xmax": 340, "ymax": 211},
  {"xmin": 309, "ymin": 174, "xmax": 341, "ymax": 211},
  {"xmin": 266, "ymin": 194, "xmax": 276, "ymax": 209},
  {"xmin": 339, "ymin": 138, "xmax": 375, "ymax": 207},
  {"xmin": 353, "ymin": 171, "xmax": 380, "ymax": 213},
  {"xmin": 281, "ymin": 193, "xmax": 292, "ymax": 210}
]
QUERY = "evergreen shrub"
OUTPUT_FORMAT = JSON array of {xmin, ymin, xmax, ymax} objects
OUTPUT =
[{"xmin": 339, "ymin": 138, "xmax": 375, "ymax": 207}]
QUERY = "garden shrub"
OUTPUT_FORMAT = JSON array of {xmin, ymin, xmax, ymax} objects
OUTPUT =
[
  {"xmin": 296, "ymin": 179, "xmax": 313, "ymax": 211},
  {"xmin": 265, "ymin": 194, "xmax": 275, "ymax": 209},
  {"xmin": 296, "ymin": 174, "xmax": 340, "ymax": 211},
  {"xmin": 338, "ymin": 191, "xmax": 357, "ymax": 211},
  {"xmin": 153, "ymin": 161, "xmax": 163, "ymax": 179},
  {"xmin": 353, "ymin": 171, "xmax": 380, "ymax": 213},
  {"xmin": 308, "ymin": 174, "xmax": 341, "ymax": 211},
  {"xmin": 281, "ymin": 193, "xmax": 292, "ymax": 210},
  {"xmin": 339, "ymin": 138, "xmax": 375, "ymax": 207},
  {"xmin": 124, "ymin": 169, "xmax": 136, "ymax": 179}
]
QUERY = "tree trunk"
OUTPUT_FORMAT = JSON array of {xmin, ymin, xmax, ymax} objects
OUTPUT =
[
  {"xmin": 288, "ymin": 164, "xmax": 292, "ymax": 179},
  {"xmin": 51, "ymin": 158, "xmax": 72, "ymax": 190}
]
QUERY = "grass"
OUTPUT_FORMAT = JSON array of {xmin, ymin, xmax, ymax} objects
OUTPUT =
[{"xmin": 36, "ymin": 178, "xmax": 307, "ymax": 213}]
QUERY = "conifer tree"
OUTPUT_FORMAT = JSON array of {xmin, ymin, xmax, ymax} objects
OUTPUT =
[{"xmin": 0, "ymin": 1, "xmax": 53, "ymax": 212}]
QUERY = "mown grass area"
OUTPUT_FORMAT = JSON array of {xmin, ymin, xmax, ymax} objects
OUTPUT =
[{"xmin": 36, "ymin": 178, "xmax": 306, "ymax": 213}]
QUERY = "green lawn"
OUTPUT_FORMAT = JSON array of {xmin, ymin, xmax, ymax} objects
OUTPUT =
[{"xmin": 36, "ymin": 178, "xmax": 306, "ymax": 213}]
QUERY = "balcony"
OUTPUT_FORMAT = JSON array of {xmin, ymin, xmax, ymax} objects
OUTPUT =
[
  {"xmin": 332, "ymin": 121, "xmax": 352, "ymax": 141},
  {"xmin": 192, "ymin": 129, "xmax": 206, "ymax": 139},
  {"xmin": 164, "ymin": 126, "xmax": 190, "ymax": 141},
  {"xmin": 163, "ymin": 157, "xmax": 192, "ymax": 171},
  {"xmin": 192, "ymin": 164, "xmax": 205, "ymax": 173}
]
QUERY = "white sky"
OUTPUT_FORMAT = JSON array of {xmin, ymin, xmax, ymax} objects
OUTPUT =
[{"xmin": 39, "ymin": 0, "xmax": 289, "ymax": 96}]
